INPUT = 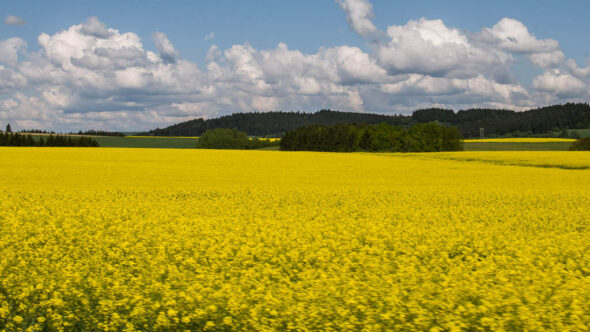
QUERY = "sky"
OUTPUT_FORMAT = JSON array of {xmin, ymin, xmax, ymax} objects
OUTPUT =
[{"xmin": 1, "ymin": 0, "xmax": 590, "ymax": 131}]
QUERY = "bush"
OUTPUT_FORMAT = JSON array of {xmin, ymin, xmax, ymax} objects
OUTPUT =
[{"xmin": 569, "ymin": 137, "xmax": 590, "ymax": 151}]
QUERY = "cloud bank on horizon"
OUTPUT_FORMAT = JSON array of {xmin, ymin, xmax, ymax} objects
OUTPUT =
[{"xmin": 1, "ymin": 0, "xmax": 589, "ymax": 131}]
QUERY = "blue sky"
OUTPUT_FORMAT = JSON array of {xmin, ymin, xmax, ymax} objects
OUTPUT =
[
  {"xmin": 1, "ymin": 0, "xmax": 589, "ymax": 130},
  {"xmin": 4, "ymin": 0, "xmax": 590, "ymax": 65}
]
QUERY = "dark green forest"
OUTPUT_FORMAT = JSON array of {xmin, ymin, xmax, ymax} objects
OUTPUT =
[
  {"xmin": 0, "ymin": 132, "xmax": 99, "ymax": 147},
  {"xmin": 280, "ymin": 122, "xmax": 463, "ymax": 152},
  {"xmin": 72, "ymin": 130, "xmax": 126, "ymax": 137},
  {"xmin": 138, "ymin": 110, "xmax": 410, "ymax": 137},
  {"xmin": 137, "ymin": 103, "xmax": 590, "ymax": 138}
]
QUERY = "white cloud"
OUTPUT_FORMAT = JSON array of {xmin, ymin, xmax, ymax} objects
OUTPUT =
[
  {"xmin": 476, "ymin": 18, "xmax": 566, "ymax": 69},
  {"xmin": 528, "ymin": 51, "xmax": 565, "ymax": 68},
  {"xmin": 0, "ymin": 37, "xmax": 27, "ymax": 65},
  {"xmin": 376, "ymin": 18, "xmax": 510, "ymax": 78},
  {"xmin": 0, "ymin": 12, "xmax": 588, "ymax": 131},
  {"xmin": 4, "ymin": 15, "xmax": 26, "ymax": 26},
  {"xmin": 566, "ymin": 59, "xmax": 590, "ymax": 79},
  {"xmin": 381, "ymin": 74, "xmax": 529, "ymax": 105},
  {"xmin": 204, "ymin": 32, "xmax": 215, "ymax": 41},
  {"xmin": 482, "ymin": 18, "xmax": 559, "ymax": 54},
  {"xmin": 335, "ymin": 0, "xmax": 378, "ymax": 37},
  {"xmin": 0, "ymin": 65, "xmax": 26, "ymax": 91},
  {"xmin": 80, "ymin": 16, "xmax": 114, "ymax": 39},
  {"xmin": 532, "ymin": 71, "xmax": 586, "ymax": 98},
  {"xmin": 152, "ymin": 32, "xmax": 178, "ymax": 63}
]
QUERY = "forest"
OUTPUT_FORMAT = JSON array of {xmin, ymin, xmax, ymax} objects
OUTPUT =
[
  {"xmin": 0, "ymin": 132, "xmax": 99, "ymax": 147},
  {"xmin": 280, "ymin": 122, "xmax": 463, "ymax": 152},
  {"xmin": 138, "ymin": 103, "xmax": 590, "ymax": 138}
]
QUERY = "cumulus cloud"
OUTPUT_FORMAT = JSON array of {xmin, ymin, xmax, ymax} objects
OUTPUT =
[
  {"xmin": 80, "ymin": 16, "xmax": 114, "ymax": 39},
  {"xmin": 475, "ymin": 18, "xmax": 565, "ymax": 69},
  {"xmin": 205, "ymin": 32, "xmax": 215, "ymax": 41},
  {"xmin": 532, "ymin": 71, "xmax": 586, "ymax": 98},
  {"xmin": 481, "ymin": 18, "xmax": 559, "ymax": 54},
  {"xmin": 0, "ymin": 10, "xmax": 588, "ymax": 131},
  {"xmin": 566, "ymin": 59, "xmax": 590, "ymax": 79},
  {"xmin": 528, "ymin": 51, "xmax": 565, "ymax": 68},
  {"xmin": 4, "ymin": 15, "xmax": 26, "ymax": 26},
  {"xmin": 335, "ymin": 0, "xmax": 378, "ymax": 37},
  {"xmin": 376, "ymin": 18, "xmax": 510, "ymax": 78},
  {"xmin": 152, "ymin": 32, "xmax": 179, "ymax": 63},
  {"xmin": 0, "ymin": 38, "xmax": 27, "ymax": 65}
]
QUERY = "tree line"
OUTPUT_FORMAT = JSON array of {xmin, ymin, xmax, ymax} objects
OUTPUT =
[
  {"xmin": 71, "ymin": 130, "xmax": 126, "ymax": 137},
  {"xmin": 280, "ymin": 122, "xmax": 463, "ymax": 152},
  {"xmin": 0, "ymin": 132, "xmax": 99, "ymax": 147},
  {"xmin": 4, "ymin": 124, "xmax": 124, "ymax": 137},
  {"xmin": 137, "ymin": 103, "xmax": 590, "ymax": 138},
  {"xmin": 411, "ymin": 103, "xmax": 590, "ymax": 137}
]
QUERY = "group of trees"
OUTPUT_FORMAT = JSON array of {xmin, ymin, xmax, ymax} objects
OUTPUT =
[
  {"xmin": 0, "ymin": 132, "xmax": 99, "ymax": 147},
  {"xmin": 5, "ymin": 124, "xmax": 124, "ymax": 137},
  {"xmin": 72, "ymin": 130, "xmax": 126, "ymax": 137},
  {"xmin": 280, "ymin": 122, "xmax": 463, "ymax": 152},
  {"xmin": 18, "ymin": 129, "xmax": 55, "ymax": 134},
  {"xmin": 137, "ymin": 103, "xmax": 590, "ymax": 138},
  {"xmin": 195, "ymin": 128, "xmax": 279, "ymax": 149}
]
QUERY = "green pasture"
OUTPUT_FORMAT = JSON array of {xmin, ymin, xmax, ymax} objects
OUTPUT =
[
  {"xmin": 94, "ymin": 136, "xmax": 198, "ymax": 148},
  {"xmin": 569, "ymin": 129, "xmax": 590, "ymax": 138}
]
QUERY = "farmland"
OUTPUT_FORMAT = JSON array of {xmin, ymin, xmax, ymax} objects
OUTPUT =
[
  {"xmin": 1, "ymin": 148, "xmax": 589, "ymax": 330},
  {"xmin": 21, "ymin": 134, "xmax": 580, "ymax": 151}
]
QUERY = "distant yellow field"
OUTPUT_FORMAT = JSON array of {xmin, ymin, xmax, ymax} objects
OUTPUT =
[
  {"xmin": 127, "ymin": 135, "xmax": 199, "ymax": 139},
  {"xmin": 0, "ymin": 148, "xmax": 589, "ymax": 330},
  {"xmin": 127, "ymin": 136, "xmax": 280, "ymax": 142},
  {"xmin": 464, "ymin": 137, "xmax": 576, "ymax": 143}
]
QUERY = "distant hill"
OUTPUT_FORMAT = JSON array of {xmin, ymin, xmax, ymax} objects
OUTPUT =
[
  {"xmin": 137, "ymin": 110, "xmax": 410, "ymax": 137},
  {"xmin": 137, "ymin": 103, "xmax": 590, "ymax": 138},
  {"xmin": 413, "ymin": 103, "xmax": 590, "ymax": 137}
]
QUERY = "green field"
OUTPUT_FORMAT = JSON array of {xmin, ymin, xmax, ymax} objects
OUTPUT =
[
  {"xmin": 28, "ymin": 135, "xmax": 199, "ymax": 149},
  {"xmin": 464, "ymin": 141, "xmax": 573, "ymax": 151},
  {"xmin": 569, "ymin": 128, "xmax": 590, "ymax": 138},
  {"xmin": 93, "ymin": 136, "xmax": 198, "ymax": 148}
]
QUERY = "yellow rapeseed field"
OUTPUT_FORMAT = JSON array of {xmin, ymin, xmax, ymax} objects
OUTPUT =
[{"xmin": 0, "ymin": 148, "xmax": 589, "ymax": 331}]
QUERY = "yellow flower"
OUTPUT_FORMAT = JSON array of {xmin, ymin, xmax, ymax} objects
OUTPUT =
[{"xmin": 0, "ymin": 147, "xmax": 589, "ymax": 330}]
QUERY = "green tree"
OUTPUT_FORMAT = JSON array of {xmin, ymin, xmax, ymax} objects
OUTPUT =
[
  {"xmin": 280, "ymin": 122, "xmax": 462, "ymax": 152},
  {"xmin": 441, "ymin": 126, "xmax": 464, "ymax": 151},
  {"xmin": 6, "ymin": 123, "xmax": 11, "ymax": 133},
  {"xmin": 196, "ymin": 128, "xmax": 251, "ymax": 149}
]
